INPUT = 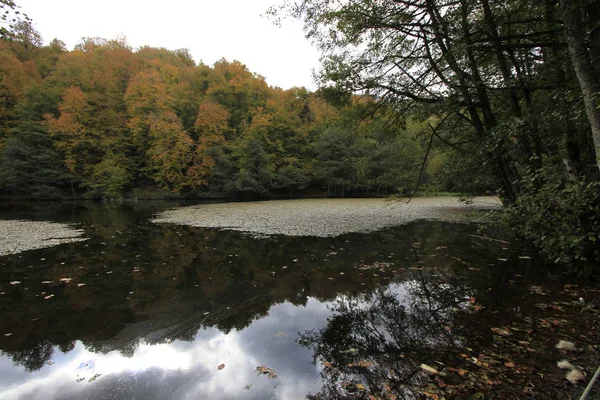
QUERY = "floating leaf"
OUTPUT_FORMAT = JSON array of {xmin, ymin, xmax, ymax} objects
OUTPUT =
[
  {"xmin": 256, "ymin": 365, "xmax": 277, "ymax": 379},
  {"xmin": 217, "ymin": 364, "xmax": 225, "ymax": 370},
  {"xmin": 355, "ymin": 383, "xmax": 366, "ymax": 390},
  {"xmin": 491, "ymin": 327, "xmax": 511, "ymax": 336},
  {"xmin": 566, "ymin": 368, "xmax": 585, "ymax": 383},
  {"xmin": 556, "ymin": 340, "xmax": 577, "ymax": 351},
  {"xmin": 557, "ymin": 360, "xmax": 575, "ymax": 370},
  {"xmin": 420, "ymin": 364, "xmax": 439, "ymax": 375},
  {"xmin": 422, "ymin": 392, "xmax": 439, "ymax": 400}
]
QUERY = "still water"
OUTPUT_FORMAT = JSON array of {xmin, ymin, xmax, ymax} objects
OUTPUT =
[{"xmin": 0, "ymin": 201, "xmax": 589, "ymax": 399}]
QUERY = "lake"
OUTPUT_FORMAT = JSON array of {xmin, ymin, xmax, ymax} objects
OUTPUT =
[{"xmin": 0, "ymin": 199, "xmax": 597, "ymax": 400}]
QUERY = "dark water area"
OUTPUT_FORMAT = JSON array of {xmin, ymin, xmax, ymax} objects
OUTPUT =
[{"xmin": 0, "ymin": 202, "xmax": 598, "ymax": 400}]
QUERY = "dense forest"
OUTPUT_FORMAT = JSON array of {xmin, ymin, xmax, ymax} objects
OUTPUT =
[{"xmin": 0, "ymin": 20, "xmax": 479, "ymax": 201}]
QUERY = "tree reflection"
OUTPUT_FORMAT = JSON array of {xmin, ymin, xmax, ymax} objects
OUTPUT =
[
  {"xmin": 8, "ymin": 341, "xmax": 54, "ymax": 372},
  {"xmin": 0, "ymin": 202, "xmax": 532, "ymax": 374},
  {"xmin": 301, "ymin": 272, "xmax": 474, "ymax": 400}
]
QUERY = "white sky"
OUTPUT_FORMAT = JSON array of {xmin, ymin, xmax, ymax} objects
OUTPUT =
[{"xmin": 17, "ymin": 0, "xmax": 322, "ymax": 90}]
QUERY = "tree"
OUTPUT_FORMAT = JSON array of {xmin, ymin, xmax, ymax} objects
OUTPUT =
[
  {"xmin": 125, "ymin": 69, "xmax": 195, "ymax": 191},
  {"xmin": 0, "ymin": 39, "xmax": 40, "ymax": 144},
  {"xmin": 0, "ymin": 0, "xmax": 28, "ymax": 40},
  {"xmin": 46, "ymin": 86, "xmax": 96, "ymax": 180},
  {"xmin": 189, "ymin": 101, "xmax": 230, "ymax": 186},
  {"xmin": 8, "ymin": 20, "xmax": 42, "ymax": 61},
  {"xmin": 560, "ymin": 0, "xmax": 600, "ymax": 172},
  {"xmin": 0, "ymin": 85, "xmax": 67, "ymax": 198}
]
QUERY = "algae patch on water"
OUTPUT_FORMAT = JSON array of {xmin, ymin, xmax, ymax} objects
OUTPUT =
[
  {"xmin": 0, "ymin": 220, "xmax": 88, "ymax": 256},
  {"xmin": 152, "ymin": 197, "xmax": 499, "ymax": 237}
]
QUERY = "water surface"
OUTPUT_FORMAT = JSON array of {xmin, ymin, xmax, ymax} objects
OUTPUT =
[{"xmin": 0, "ymin": 201, "xmax": 596, "ymax": 399}]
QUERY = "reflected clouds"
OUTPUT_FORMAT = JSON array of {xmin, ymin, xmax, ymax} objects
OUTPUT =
[{"xmin": 0, "ymin": 299, "xmax": 332, "ymax": 400}]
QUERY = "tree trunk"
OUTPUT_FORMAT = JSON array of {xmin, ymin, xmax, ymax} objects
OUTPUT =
[{"xmin": 560, "ymin": 0, "xmax": 600, "ymax": 173}]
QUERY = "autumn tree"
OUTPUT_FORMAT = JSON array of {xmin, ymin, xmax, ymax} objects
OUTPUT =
[
  {"xmin": 46, "ymin": 86, "xmax": 98, "ymax": 189},
  {"xmin": 125, "ymin": 69, "xmax": 195, "ymax": 191},
  {"xmin": 189, "ymin": 101, "xmax": 230, "ymax": 187}
]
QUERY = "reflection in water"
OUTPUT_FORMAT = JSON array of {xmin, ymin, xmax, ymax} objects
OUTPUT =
[
  {"xmin": 300, "ymin": 276, "xmax": 473, "ymax": 400},
  {"xmin": 0, "ymin": 202, "xmax": 548, "ymax": 399}
]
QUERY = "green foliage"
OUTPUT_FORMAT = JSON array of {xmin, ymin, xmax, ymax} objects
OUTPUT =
[
  {"xmin": 503, "ymin": 172, "xmax": 600, "ymax": 275},
  {"xmin": 0, "ymin": 86, "xmax": 67, "ymax": 198}
]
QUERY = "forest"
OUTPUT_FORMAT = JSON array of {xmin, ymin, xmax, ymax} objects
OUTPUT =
[
  {"xmin": 1, "ymin": 0, "xmax": 600, "ymax": 273},
  {"xmin": 0, "ymin": 22, "xmax": 472, "ymax": 201}
]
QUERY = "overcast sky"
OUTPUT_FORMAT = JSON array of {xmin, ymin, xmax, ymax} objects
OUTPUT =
[{"xmin": 18, "ymin": 0, "xmax": 322, "ymax": 90}]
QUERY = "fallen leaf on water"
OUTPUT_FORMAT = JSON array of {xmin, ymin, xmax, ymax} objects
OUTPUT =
[
  {"xmin": 557, "ymin": 360, "xmax": 575, "ymax": 370},
  {"xmin": 356, "ymin": 383, "xmax": 366, "ymax": 390},
  {"xmin": 556, "ymin": 340, "xmax": 577, "ymax": 351},
  {"xmin": 243, "ymin": 384, "xmax": 253, "ymax": 390},
  {"xmin": 491, "ymin": 327, "xmax": 511, "ymax": 336},
  {"xmin": 421, "ymin": 391, "xmax": 439, "ymax": 400},
  {"xmin": 256, "ymin": 365, "xmax": 277, "ymax": 379},
  {"xmin": 420, "ymin": 364, "xmax": 439, "ymax": 375},
  {"xmin": 88, "ymin": 373, "xmax": 102, "ymax": 383},
  {"xmin": 448, "ymin": 367, "xmax": 468, "ymax": 376},
  {"xmin": 504, "ymin": 362, "xmax": 515, "ymax": 368},
  {"xmin": 218, "ymin": 364, "xmax": 225, "ymax": 370},
  {"xmin": 566, "ymin": 368, "xmax": 585, "ymax": 383}
]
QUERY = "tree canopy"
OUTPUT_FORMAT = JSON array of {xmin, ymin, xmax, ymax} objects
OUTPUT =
[{"xmin": 272, "ymin": 0, "xmax": 600, "ymax": 271}]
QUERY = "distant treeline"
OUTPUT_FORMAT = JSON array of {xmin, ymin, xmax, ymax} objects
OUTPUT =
[{"xmin": 0, "ymin": 24, "xmax": 492, "ymax": 200}]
